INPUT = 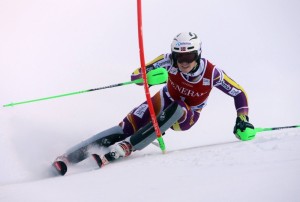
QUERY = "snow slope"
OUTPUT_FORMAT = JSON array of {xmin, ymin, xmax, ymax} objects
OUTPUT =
[
  {"xmin": 1, "ymin": 0, "xmax": 300, "ymax": 202},
  {"xmin": 1, "ymin": 131, "xmax": 300, "ymax": 202}
]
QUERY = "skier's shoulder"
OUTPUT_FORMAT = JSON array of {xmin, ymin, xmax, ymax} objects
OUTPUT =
[
  {"xmin": 131, "ymin": 53, "xmax": 171, "ymax": 77},
  {"xmin": 200, "ymin": 58, "xmax": 224, "ymax": 83},
  {"xmin": 200, "ymin": 58, "xmax": 215, "ymax": 69},
  {"xmin": 200, "ymin": 58, "xmax": 217, "ymax": 76},
  {"xmin": 146, "ymin": 53, "xmax": 172, "ymax": 68}
]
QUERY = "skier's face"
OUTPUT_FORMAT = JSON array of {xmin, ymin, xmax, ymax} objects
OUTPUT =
[
  {"xmin": 173, "ymin": 51, "xmax": 198, "ymax": 73},
  {"xmin": 177, "ymin": 60, "xmax": 197, "ymax": 73}
]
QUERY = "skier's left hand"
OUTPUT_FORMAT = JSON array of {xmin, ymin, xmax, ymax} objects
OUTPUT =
[{"xmin": 233, "ymin": 115, "xmax": 255, "ymax": 141}]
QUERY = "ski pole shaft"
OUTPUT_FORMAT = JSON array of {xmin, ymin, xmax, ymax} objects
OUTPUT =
[
  {"xmin": 3, "ymin": 81, "xmax": 138, "ymax": 107},
  {"xmin": 3, "ymin": 68, "xmax": 168, "ymax": 107},
  {"xmin": 255, "ymin": 125, "xmax": 300, "ymax": 133}
]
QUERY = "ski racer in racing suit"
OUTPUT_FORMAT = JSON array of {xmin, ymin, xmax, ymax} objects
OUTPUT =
[
  {"xmin": 120, "ymin": 32, "xmax": 254, "ymax": 140},
  {"xmin": 122, "ymin": 53, "xmax": 249, "ymax": 135},
  {"xmin": 53, "ymin": 32, "xmax": 255, "ymax": 175},
  {"xmin": 112, "ymin": 32, "xmax": 255, "ymax": 160}
]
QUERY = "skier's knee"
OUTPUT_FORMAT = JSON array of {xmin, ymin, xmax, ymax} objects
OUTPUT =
[{"xmin": 129, "ymin": 102, "xmax": 184, "ymax": 150}]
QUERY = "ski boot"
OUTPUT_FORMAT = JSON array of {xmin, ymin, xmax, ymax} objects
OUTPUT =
[{"xmin": 92, "ymin": 141, "xmax": 132, "ymax": 168}]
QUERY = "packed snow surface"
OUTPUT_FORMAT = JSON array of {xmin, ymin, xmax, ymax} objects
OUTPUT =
[{"xmin": 1, "ymin": 0, "xmax": 300, "ymax": 201}]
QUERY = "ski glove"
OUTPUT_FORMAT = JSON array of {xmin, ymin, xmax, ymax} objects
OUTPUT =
[
  {"xmin": 233, "ymin": 115, "xmax": 256, "ymax": 141},
  {"xmin": 131, "ymin": 72, "xmax": 155, "ymax": 87}
]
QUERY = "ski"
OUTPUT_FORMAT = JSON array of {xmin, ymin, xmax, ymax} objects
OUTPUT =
[
  {"xmin": 52, "ymin": 161, "xmax": 68, "ymax": 176},
  {"xmin": 92, "ymin": 151, "xmax": 120, "ymax": 168}
]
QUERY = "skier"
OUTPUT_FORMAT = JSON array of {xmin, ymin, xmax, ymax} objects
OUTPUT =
[{"xmin": 53, "ymin": 32, "xmax": 255, "ymax": 175}]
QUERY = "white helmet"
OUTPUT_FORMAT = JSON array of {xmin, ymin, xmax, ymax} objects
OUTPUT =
[{"xmin": 171, "ymin": 32, "xmax": 202, "ymax": 55}]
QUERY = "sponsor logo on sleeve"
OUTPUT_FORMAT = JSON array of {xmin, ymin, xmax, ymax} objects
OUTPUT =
[
  {"xmin": 154, "ymin": 60, "xmax": 170, "ymax": 68},
  {"xmin": 228, "ymin": 87, "xmax": 241, "ymax": 96},
  {"xmin": 146, "ymin": 66, "xmax": 154, "ymax": 72},
  {"xmin": 221, "ymin": 81, "xmax": 231, "ymax": 90}
]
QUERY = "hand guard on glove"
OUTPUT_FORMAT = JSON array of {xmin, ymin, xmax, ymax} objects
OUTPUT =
[{"xmin": 233, "ymin": 115, "xmax": 256, "ymax": 141}]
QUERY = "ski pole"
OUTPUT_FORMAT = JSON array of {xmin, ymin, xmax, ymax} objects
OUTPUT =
[
  {"xmin": 3, "ymin": 67, "xmax": 168, "ymax": 107},
  {"xmin": 255, "ymin": 125, "xmax": 300, "ymax": 133},
  {"xmin": 237, "ymin": 124, "xmax": 300, "ymax": 141}
]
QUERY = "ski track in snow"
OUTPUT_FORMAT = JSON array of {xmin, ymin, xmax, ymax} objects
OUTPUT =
[{"xmin": 1, "ymin": 130, "xmax": 300, "ymax": 202}]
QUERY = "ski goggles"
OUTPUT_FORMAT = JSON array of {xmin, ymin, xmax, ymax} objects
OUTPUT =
[{"xmin": 173, "ymin": 51, "xmax": 198, "ymax": 63}]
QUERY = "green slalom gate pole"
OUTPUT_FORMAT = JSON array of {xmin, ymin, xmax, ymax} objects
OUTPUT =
[{"xmin": 3, "ymin": 68, "xmax": 168, "ymax": 107}]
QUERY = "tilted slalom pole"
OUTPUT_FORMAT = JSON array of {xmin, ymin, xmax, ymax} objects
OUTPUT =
[
  {"xmin": 3, "ymin": 68, "xmax": 168, "ymax": 107},
  {"xmin": 137, "ymin": 0, "xmax": 166, "ymax": 153}
]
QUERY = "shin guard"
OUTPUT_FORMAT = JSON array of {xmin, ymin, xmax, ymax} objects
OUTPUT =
[{"xmin": 129, "ymin": 102, "xmax": 184, "ymax": 151}]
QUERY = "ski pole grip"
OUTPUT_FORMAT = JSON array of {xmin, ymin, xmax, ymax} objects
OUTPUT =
[{"xmin": 147, "ymin": 68, "xmax": 168, "ymax": 86}]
